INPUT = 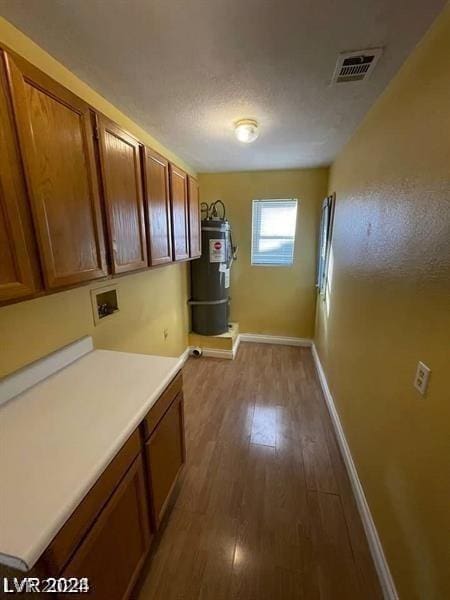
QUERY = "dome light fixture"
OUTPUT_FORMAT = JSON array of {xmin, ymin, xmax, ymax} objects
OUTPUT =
[{"xmin": 234, "ymin": 119, "xmax": 259, "ymax": 143}]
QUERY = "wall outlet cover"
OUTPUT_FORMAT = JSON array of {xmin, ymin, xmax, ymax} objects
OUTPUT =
[{"xmin": 414, "ymin": 361, "xmax": 431, "ymax": 395}]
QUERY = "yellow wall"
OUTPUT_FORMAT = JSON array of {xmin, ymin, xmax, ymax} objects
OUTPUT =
[
  {"xmin": 0, "ymin": 267, "xmax": 189, "ymax": 378},
  {"xmin": 0, "ymin": 18, "xmax": 192, "ymax": 377},
  {"xmin": 315, "ymin": 7, "xmax": 450, "ymax": 599},
  {"xmin": 199, "ymin": 169, "xmax": 328, "ymax": 338}
]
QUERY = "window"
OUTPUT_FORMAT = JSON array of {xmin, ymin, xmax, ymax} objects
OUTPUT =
[
  {"xmin": 316, "ymin": 193, "xmax": 336, "ymax": 295},
  {"xmin": 251, "ymin": 199, "xmax": 298, "ymax": 266}
]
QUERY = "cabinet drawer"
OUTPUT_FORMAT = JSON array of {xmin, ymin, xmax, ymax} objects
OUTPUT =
[
  {"xmin": 42, "ymin": 430, "xmax": 141, "ymax": 574},
  {"xmin": 143, "ymin": 372, "xmax": 182, "ymax": 439},
  {"xmin": 61, "ymin": 455, "xmax": 150, "ymax": 600}
]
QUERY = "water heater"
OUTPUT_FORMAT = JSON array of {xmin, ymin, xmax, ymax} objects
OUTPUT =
[{"xmin": 189, "ymin": 201, "xmax": 236, "ymax": 335}]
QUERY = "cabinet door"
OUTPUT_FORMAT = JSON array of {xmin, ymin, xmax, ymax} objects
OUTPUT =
[
  {"xmin": 97, "ymin": 116, "xmax": 148, "ymax": 274},
  {"xmin": 0, "ymin": 52, "xmax": 40, "ymax": 302},
  {"xmin": 62, "ymin": 455, "xmax": 150, "ymax": 600},
  {"xmin": 145, "ymin": 394, "xmax": 185, "ymax": 527},
  {"xmin": 187, "ymin": 176, "xmax": 201, "ymax": 259},
  {"xmin": 42, "ymin": 431, "xmax": 141, "ymax": 575},
  {"xmin": 4, "ymin": 53, "xmax": 107, "ymax": 289},
  {"xmin": 141, "ymin": 147, "xmax": 172, "ymax": 266},
  {"xmin": 169, "ymin": 164, "xmax": 189, "ymax": 261}
]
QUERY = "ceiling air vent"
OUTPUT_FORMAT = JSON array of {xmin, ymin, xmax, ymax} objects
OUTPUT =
[{"xmin": 331, "ymin": 48, "xmax": 383, "ymax": 84}]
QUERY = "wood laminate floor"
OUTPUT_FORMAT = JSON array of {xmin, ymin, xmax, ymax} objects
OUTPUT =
[{"xmin": 138, "ymin": 343, "xmax": 383, "ymax": 600}]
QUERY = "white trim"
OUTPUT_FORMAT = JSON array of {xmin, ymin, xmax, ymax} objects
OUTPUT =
[
  {"xmin": 311, "ymin": 343, "xmax": 398, "ymax": 600},
  {"xmin": 0, "ymin": 553, "xmax": 28, "ymax": 572},
  {"xmin": 232, "ymin": 333, "xmax": 241, "ymax": 358},
  {"xmin": 178, "ymin": 347, "xmax": 191, "ymax": 365},
  {"xmin": 0, "ymin": 336, "xmax": 94, "ymax": 407},
  {"xmin": 184, "ymin": 332, "xmax": 241, "ymax": 362},
  {"xmin": 188, "ymin": 347, "xmax": 234, "ymax": 360},
  {"xmin": 239, "ymin": 333, "xmax": 312, "ymax": 347},
  {"xmin": 203, "ymin": 348, "xmax": 233, "ymax": 359}
]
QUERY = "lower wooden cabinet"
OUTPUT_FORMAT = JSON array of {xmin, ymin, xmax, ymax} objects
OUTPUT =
[
  {"xmin": 62, "ymin": 455, "xmax": 150, "ymax": 600},
  {"xmin": 145, "ymin": 393, "xmax": 185, "ymax": 527},
  {"xmin": 43, "ymin": 431, "xmax": 142, "ymax": 574},
  {"xmin": 11, "ymin": 373, "xmax": 186, "ymax": 599}
]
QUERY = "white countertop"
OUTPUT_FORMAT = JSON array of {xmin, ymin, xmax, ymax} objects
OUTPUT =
[{"xmin": 0, "ymin": 347, "xmax": 184, "ymax": 571}]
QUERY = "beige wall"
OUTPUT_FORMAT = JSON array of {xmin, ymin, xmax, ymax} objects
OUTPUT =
[
  {"xmin": 0, "ymin": 18, "xmax": 192, "ymax": 377},
  {"xmin": 315, "ymin": 7, "xmax": 450, "ymax": 599},
  {"xmin": 199, "ymin": 169, "xmax": 328, "ymax": 338}
]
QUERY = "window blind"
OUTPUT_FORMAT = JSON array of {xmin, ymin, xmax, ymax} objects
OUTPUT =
[{"xmin": 251, "ymin": 199, "xmax": 298, "ymax": 266}]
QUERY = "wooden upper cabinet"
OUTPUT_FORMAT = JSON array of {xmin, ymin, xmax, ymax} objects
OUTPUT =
[
  {"xmin": 96, "ymin": 116, "xmax": 148, "ymax": 274},
  {"xmin": 187, "ymin": 176, "xmax": 201, "ymax": 259},
  {"xmin": 4, "ymin": 53, "xmax": 107, "ymax": 290},
  {"xmin": 0, "ymin": 51, "xmax": 41, "ymax": 302},
  {"xmin": 169, "ymin": 164, "xmax": 189, "ymax": 261},
  {"xmin": 141, "ymin": 147, "xmax": 172, "ymax": 266}
]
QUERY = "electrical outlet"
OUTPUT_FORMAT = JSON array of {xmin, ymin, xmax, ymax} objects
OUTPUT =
[
  {"xmin": 414, "ymin": 361, "xmax": 431, "ymax": 395},
  {"xmin": 163, "ymin": 328, "xmax": 169, "ymax": 340}
]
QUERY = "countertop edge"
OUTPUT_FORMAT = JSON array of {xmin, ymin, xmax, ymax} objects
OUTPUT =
[{"xmin": 5, "ymin": 353, "xmax": 185, "ymax": 572}]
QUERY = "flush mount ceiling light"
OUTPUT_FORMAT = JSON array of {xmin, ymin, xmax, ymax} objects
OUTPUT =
[{"xmin": 234, "ymin": 119, "xmax": 259, "ymax": 143}]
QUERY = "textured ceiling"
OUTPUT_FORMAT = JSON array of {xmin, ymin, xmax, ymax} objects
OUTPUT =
[{"xmin": 0, "ymin": 0, "xmax": 445, "ymax": 172}]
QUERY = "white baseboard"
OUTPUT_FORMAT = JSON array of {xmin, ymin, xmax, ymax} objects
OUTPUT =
[
  {"xmin": 203, "ymin": 348, "xmax": 233, "ymax": 359},
  {"xmin": 188, "ymin": 346, "xmax": 234, "ymax": 359},
  {"xmin": 232, "ymin": 333, "xmax": 241, "ymax": 358},
  {"xmin": 186, "ymin": 332, "xmax": 241, "ymax": 361},
  {"xmin": 239, "ymin": 333, "xmax": 312, "ymax": 347},
  {"xmin": 184, "ymin": 332, "xmax": 311, "ymax": 361},
  {"xmin": 311, "ymin": 343, "xmax": 398, "ymax": 600}
]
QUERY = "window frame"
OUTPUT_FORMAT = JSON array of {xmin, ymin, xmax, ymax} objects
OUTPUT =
[
  {"xmin": 251, "ymin": 198, "xmax": 299, "ymax": 267},
  {"xmin": 316, "ymin": 193, "xmax": 336, "ymax": 295}
]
